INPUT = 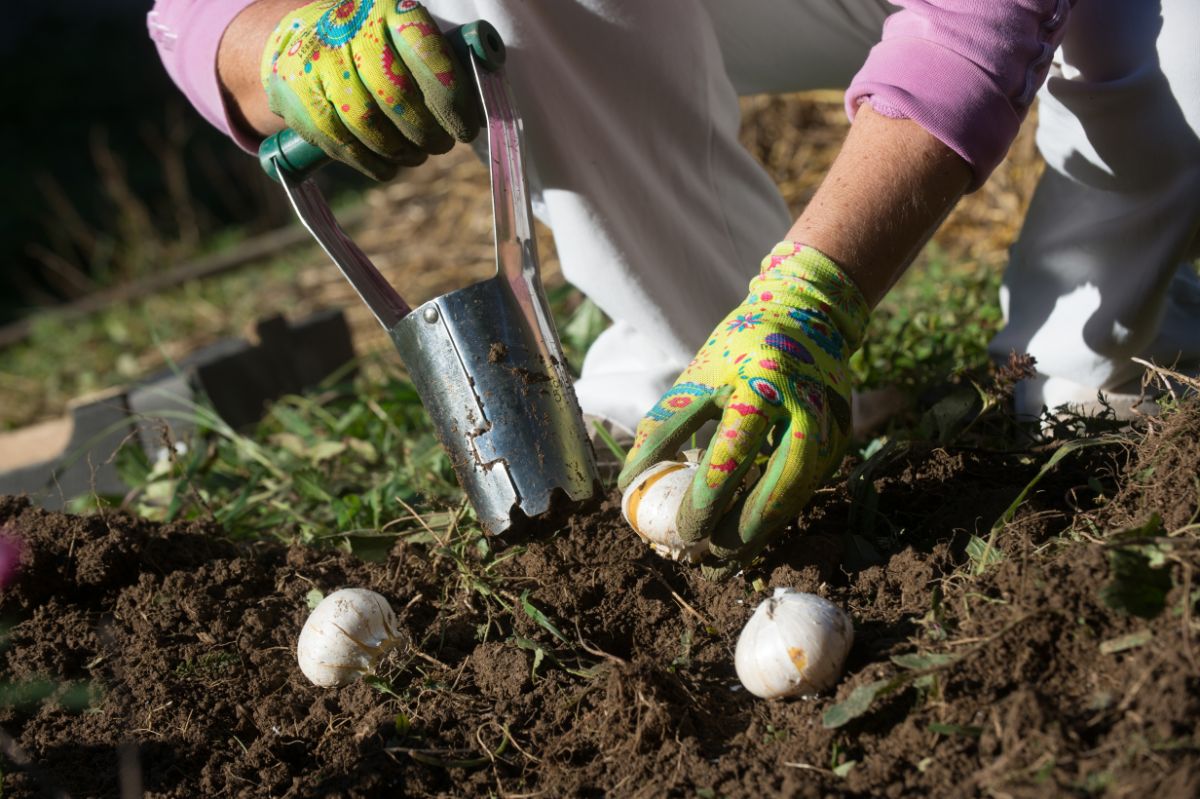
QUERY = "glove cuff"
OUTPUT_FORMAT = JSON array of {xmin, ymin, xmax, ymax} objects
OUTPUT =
[{"xmin": 750, "ymin": 241, "xmax": 871, "ymax": 354}]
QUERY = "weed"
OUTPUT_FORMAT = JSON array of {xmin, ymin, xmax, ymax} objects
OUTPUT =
[
  {"xmin": 851, "ymin": 250, "xmax": 1002, "ymax": 395},
  {"xmin": 174, "ymin": 652, "xmax": 241, "ymax": 682},
  {"xmin": 669, "ymin": 629, "xmax": 694, "ymax": 673},
  {"xmin": 114, "ymin": 352, "xmax": 460, "ymax": 544}
]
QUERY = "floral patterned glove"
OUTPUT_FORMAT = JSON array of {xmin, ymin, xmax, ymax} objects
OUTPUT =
[
  {"xmin": 617, "ymin": 242, "xmax": 870, "ymax": 565},
  {"xmin": 261, "ymin": 0, "xmax": 478, "ymax": 180}
]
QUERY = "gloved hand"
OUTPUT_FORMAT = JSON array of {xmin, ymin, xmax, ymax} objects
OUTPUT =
[
  {"xmin": 618, "ymin": 242, "xmax": 870, "ymax": 566},
  {"xmin": 260, "ymin": 0, "xmax": 478, "ymax": 180}
]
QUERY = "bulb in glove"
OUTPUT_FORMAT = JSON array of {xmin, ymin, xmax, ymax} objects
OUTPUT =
[
  {"xmin": 621, "ymin": 449, "xmax": 760, "ymax": 563},
  {"xmin": 296, "ymin": 588, "xmax": 402, "ymax": 687},
  {"xmin": 735, "ymin": 588, "xmax": 854, "ymax": 699},
  {"xmin": 621, "ymin": 450, "xmax": 709, "ymax": 562}
]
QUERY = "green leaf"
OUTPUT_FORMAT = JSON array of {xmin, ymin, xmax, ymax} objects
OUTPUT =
[
  {"xmin": 114, "ymin": 442, "xmax": 152, "ymax": 488},
  {"xmin": 405, "ymin": 749, "xmax": 493, "ymax": 770},
  {"xmin": 270, "ymin": 432, "xmax": 309, "ymax": 458},
  {"xmin": 1101, "ymin": 514, "xmax": 1173, "ymax": 619},
  {"xmin": 561, "ymin": 298, "xmax": 609, "ymax": 363},
  {"xmin": 308, "ymin": 440, "xmax": 348, "ymax": 462},
  {"xmin": 293, "ymin": 470, "xmax": 334, "ymax": 503},
  {"xmin": 1111, "ymin": 513, "xmax": 1166, "ymax": 541},
  {"xmin": 1099, "ymin": 629, "xmax": 1153, "ymax": 655},
  {"xmin": 1110, "ymin": 514, "xmax": 1171, "ymax": 566},
  {"xmin": 966, "ymin": 534, "xmax": 1004, "ymax": 570},
  {"xmin": 822, "ymin": 676, "xmax": 908, "ymax": 729},
  {"xmin": 520, "ymin": 590, "xmax": 570, "ymax": 644},
  {"xmin": 333, "ymin": 494, "xmax": 364, "ymax": 530},
  {"xmin": 343, "ymin": 533, "xmax": 397, "ymax": 563},
  {"xmin": 363, "ymin": 674, "xmax": 402, "ymax": 699},
  {"xmin": 305, "ymin": 588, "xmax": 325, "ymax": 610},
  {"xmin": 591, "ymin": 422, "xmax": 628, "ymax": 462},
  {"xmin": 272, "ymin": 405, "xmax": 317, "ymax": 438},
  {"xmin": 974, "ymin": 435, "xmax": 1119, "ymax": 575},
  {"xmin": 919, "ymin": 388, "xmax": 979, "ymax": 443},
  {"xmin": 512, "ymin": 635, "xmax": 549, "ymax": 678},
  {"xmin": 833, "ymin": 760, "xmax": 858, "ymax": 777},
  {"xmin": 890, "ymin": 652, "xmax": 960, "ymax": 671},
  {"xmin": 847, "ymin": 440, "xmax": 904, "ymax": 538},
  {"xmin": 347, "ymin": 438, "xmax": 379, "ymax": 464},
  {"xmin": 992, "ymin": 437, "xmax": 1118, "ymax": 536},
  {"xmin": 1100, "ymin": 549, "xmax": 1172, "ymax": 619}
]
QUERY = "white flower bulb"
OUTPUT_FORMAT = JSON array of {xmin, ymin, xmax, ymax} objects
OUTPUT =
[
  {"xmin": 621, "ymin": 452, "xmax": 709, "ymax": 562},
  {"xmin": 735, "ymin": 588, "xmax": 854, "ymax": 699},
  {"xmin": 296, "ymin": 588, "xmax": 402, "ymax": 687},
  {"xmin": 621, "ymin": 449, "xmax": 759, "ymax": 563}
]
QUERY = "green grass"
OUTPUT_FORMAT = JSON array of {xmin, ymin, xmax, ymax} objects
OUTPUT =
[
  {"xmin": 110, "ymin": 354, "xmax": 461, "ymax": 548},
  {"xmin": 32, "ymin": 240, "xmax": 1005, "ymax": 552},
  {"xmin": 59, "ymin": 248, "xmax": 1002, "ymax": 551},
  {"xmin": 94, "ymin": 287, "xmax": 611, "ymax": 549},
  {"xmin": 0, "ymin": 254, "xmax": 313, "ymax": 430},
  {"xmin": 853, "ymin": 246, "xmax": 1003, "ymax": 393}
]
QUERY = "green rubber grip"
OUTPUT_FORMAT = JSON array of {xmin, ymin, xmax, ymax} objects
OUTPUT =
[{"xmin": 259, "ymin": 20, "xmax": 506, "ymax": 182}]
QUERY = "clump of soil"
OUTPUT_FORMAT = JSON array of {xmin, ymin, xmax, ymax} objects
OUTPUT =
[{"xmin": 1, "ymin": 404, "xmax": 1199, "ymax": 797}]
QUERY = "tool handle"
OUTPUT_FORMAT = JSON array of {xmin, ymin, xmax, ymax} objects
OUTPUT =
[{"xmin": 259, "ymin": 20, "xmax": 506, "ymax": 181}]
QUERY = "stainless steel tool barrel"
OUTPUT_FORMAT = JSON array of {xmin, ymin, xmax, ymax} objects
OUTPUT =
[{"xmin": 260, "ymin": 22, "xmax": 600, "ymax": 535}]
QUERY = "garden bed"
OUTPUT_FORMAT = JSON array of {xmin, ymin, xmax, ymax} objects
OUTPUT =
[{"xmin": 1, "ymin": 402, "xmax": 1198, "ymax": 797}]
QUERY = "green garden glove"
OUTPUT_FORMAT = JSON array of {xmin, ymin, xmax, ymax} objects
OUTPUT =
[
  {"xmin": 618, "ymin": 242, "xmax": 870, "ymax": 565},
  {"xmin": 261, "ymin": 0, "xmax": 479, "ymax": 180}
]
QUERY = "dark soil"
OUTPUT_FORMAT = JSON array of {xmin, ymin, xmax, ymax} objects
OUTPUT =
[{"xmin": 2, "ymin": 404, "xmax": 1199, "ymax": 798}]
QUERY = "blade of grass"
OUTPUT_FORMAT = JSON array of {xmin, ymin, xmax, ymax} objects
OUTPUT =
[{"xmin": 975, "ymin": 435, "xmax": 1119, "ymax": 573}]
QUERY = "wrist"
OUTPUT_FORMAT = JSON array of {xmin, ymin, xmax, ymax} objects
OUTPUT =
[
  {"xmin": 784, "ymin": 104, "xmax": 970, "ymax": 307},
  {"xmin": 218, "ymin": 0, "xmax": 306, "ymax": 137}
]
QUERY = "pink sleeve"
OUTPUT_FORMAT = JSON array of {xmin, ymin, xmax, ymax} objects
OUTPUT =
[
  {"xmin": 846, "ymin": 0, "xmax": 1073, "ymax": 190},
  {"xmin": 148, "ymin": 0, "xmax": 260, "ymax": 153}
]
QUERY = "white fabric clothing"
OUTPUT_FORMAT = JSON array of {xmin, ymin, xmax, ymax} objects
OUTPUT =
[
  {"xmin": 990, "ymin": 0, "xmax": 1200, "ymax": 417},
  {"xmin": 421, "ymin": 0, "xmax": 1198, "ymax": 430},
  {"xmin": 424, "ymin": 0, "xmax": 890, "ymax": 430}
]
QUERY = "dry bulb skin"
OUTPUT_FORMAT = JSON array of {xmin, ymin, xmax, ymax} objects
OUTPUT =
[
  {"xmin": 621, "ymin": 450, "xmax": 709, "ymax": 562},
  {"xmin": 621, "ymin": 449, "xmax": 760, "ymax": 562},
  {"xmin": 735, "ymin": 588, "xmax": 854, "ymax": 699},
  {"xmin": 296, "ymin": 588, "xmax": 402, "ymax": 687}
]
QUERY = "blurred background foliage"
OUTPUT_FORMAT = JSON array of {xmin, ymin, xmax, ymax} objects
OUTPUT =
[{"xmin": 1, "ymin": 2, "xmax": 294, "ymax": 320}]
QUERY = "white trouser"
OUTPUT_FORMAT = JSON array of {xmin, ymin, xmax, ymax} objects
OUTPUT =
[
  {"xmin": 989, "ymin": 0, "xmax": 1200, "ymax": 417},
  {"xmin": 424, "ymin": 0, "xmax": 891, "ymax": 431},
  {"xmin": 427, "ymin": 0, "xmax": 1200, "ymax": 431}
]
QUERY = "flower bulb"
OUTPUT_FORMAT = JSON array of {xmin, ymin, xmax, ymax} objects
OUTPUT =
[
  {"xmin": 296, "ymin": 588, "xmax": 401, "ymax": 687},
  {"xmin": 735, "ymin": 588, "xmax": 853, "ymax": 699},
  {"xmin": 621, "ymin": 454, "xmax": 709, "ymax": 562}
]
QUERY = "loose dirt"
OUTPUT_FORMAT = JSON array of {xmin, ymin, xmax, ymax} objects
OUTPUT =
[{"xmin": 1, "ymin": 404, "xmax": 1198, "ymax": 798}]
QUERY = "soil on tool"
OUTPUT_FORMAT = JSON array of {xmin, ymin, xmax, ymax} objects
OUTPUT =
[
  {"xmin": 486, "ymin": 342, "xmax": 508, "ymax": 364},
  {"xmin": 2, "ymin": 404, "xmax": 1199, "ymax": 797}
]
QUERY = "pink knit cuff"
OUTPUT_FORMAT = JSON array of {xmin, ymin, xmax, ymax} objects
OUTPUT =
[
  {"xmin": 846, "ymin": 38, "xmax": 1021, "ymax": 192},
  {"xmin": 846, "ymin": 0, "xmax": 1072, "ymax": 192},
  {"xmin": 148, "ymin": 0, "xmax": 260, "ymax": 153}
]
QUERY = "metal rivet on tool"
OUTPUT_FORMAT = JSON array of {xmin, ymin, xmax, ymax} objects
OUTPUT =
[{"xmin": 423, "ymin": 307, "xmax": 440, "ymax": 323}]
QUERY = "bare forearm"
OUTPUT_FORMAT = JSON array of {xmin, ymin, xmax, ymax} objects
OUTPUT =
[
  {"xmin": 787, "ymin": 104, "xmax": 971, "ymax": 307},
  {"xmin": 217, "ymin": 0, "xmax": 307, "ymax": 137}
]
